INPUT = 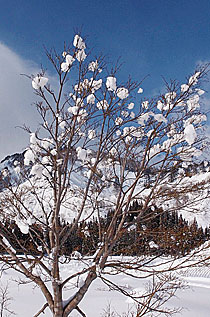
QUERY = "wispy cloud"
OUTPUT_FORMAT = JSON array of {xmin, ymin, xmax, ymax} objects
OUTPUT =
[{"xmin": 0, "ymin": 42, "xmax": 40, "ymax": 160}]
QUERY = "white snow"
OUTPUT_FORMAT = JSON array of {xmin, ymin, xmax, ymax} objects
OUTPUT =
[
  {"xmin": 121, "ymin": 110, "xmax": 129, "ymax": 118},
  {"xmin": 157, "ymin": 100, "xmax": 164, "ymax": 111},
  {"xmin": 87, "ymin": 94, "xmax": 95, "ymax": 104},
  {"xmin": 32, "ymin": 76, "xmax": 48, "ymax": 90},
  {"xmin": 116, "ymin": 129, "xmax": 121, "ymax": 136},
  {"xmin": 196, "ymin": 88, "xmax": 205, "ymax": 96},
  {"xmin": 66, "ymin": 54, "xmax": 75, "ymax": 66},
  {"xmin": 59, "ymin": 121, "xmax": 66, "ymax": 130},
  {"xmin": 30, "ymin": 133, "xmax": 37, "ymax": 145},
  {"xmin": 137, "ymin": 87, "xmax": 143, "ymax": 93},
  {"xmin": 184, "ymin": 124, "xmax": 197, "ymax": 145},
  {"xmin": 76, "ymin": 147, "xmax": 87, "ymax": 161},
  {"xmin": 165, "ymin": 91, "xmax": 176, "ymax": 101},
  {"xmin": 141, "ymin": 100, "xmax": 149, "ymax": 109},
  {"xmin": 90, "ymin": 79, "xmax": 102, "ymax": 92},
  {"xmin": 76, "ymin": 49, "xmax": 87, "ymax": 62},
  {"xmin": 15, "ymin": 217, "xmax": 29, "ymax": 234},
  {"xmin": 187, "ymin": 94, "xmax": 200, "ymax": 111},
  {"xmin": 73, "ymin": 35, "xmax": 86, "ymax": 49},
  {"xmin": 153, "ymin": 113, "xmax": 167, "ymax": 123},
  {"xmin": 61, "ymin": 62, "xmax": 69, "ymax": 72},
  {"xmin": 116, "ymin": 87, "xmax": 129, "ymax": 99},
  {"xmin": 115, "ymin": 117, "xmax": 123, "ymax": 125},
  {"xmin": 30, "ymin": 164, "xmax": 43, "ymax": 178},
  {"xmin": 130, "ymin": 111, "xmax": 135, "ymax": 118},
  {"xmin": 41, "ymin": 138, "xmax": 53, "ymax": 150},
  {"xmin": 188, "ymin": 71, "xmax": 200, "ymax": 86},
  {"xmin": 106, "ymin": 76, "xmax": 117, "ymax": 91},
  {"xmin": 88, "ymin": 60, "xmax": 99, "ymax": 72},
  {"xmin": 181, "ymin": 84, "xmax": 189, "ymax": 92},
  {"xmin": 24, "ymin": 149, "xmax": 35, "ymax": 165},
  {"xmin": 68, "ymin": 105, "xmax": 79, "ymax": 115},
  {"xmin": 97, "ymin": 100, "xmax": 109, "ymax": 110},
  {"xmin": 2, "ymin": 256, "xmax": 210, "ymax": 316},
  {"xmin": 127, "ymin": 102, "xmax": 134, "ymax": 110},
  {"xmin": 50, "ymin": 148, "xmax": 57, "ymax": 156},
  {"xmin": 88, "ymin": 129, "xmax": 96, "ymax": 139}
]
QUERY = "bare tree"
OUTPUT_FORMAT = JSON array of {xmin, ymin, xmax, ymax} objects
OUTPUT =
[
  {"xmin": 0, "ymin": 34, "xmax": 209, "ymax": 317},
  {"xmin": 0, "ymin": 282, "xmax": 15, "ymax": 317}
]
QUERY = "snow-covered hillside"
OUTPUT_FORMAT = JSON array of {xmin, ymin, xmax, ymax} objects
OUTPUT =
[
  {"xmin": 1, "ymin": 150, "xmax": 210, "ymax": 229},
  {"xmin": 0, "ymin": 152, "xmax": 26, "ymax": 190}
]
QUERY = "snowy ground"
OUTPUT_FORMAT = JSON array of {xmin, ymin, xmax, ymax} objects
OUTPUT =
[{"xmin": 1, "ymin": 263, "xmax": 210, "ymax": 317}]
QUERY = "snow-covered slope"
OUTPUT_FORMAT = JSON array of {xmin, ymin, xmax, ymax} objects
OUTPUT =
[
  {"xmin": 1, "ymin": 150, "xmax": 210, "ymax": 229},
  {"xmin": 0, "ymin": 151, "xmax": 28, "ymax": 190}
]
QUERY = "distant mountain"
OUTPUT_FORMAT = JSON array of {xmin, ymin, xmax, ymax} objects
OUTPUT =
[{"xmin": 0, "ymin": 151, "xmax": 27, "ymax": 191}]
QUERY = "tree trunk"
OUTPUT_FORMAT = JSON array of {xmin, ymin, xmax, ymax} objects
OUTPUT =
[
  {"xmin": 53, "ymin": 312, "xmax": 63, "ymax": 317},
  {"xmin": 53, "ymin": 281, "xmax": 63, "ymax": 317}
]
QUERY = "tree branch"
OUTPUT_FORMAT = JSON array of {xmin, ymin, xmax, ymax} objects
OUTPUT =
[
  {"xmin": 76, "ymin": 306, "xmax": 87, "ymax": 317},
  {"xmin": 33, "ymin": 303, "xmax": 48, "ymax": 317}
]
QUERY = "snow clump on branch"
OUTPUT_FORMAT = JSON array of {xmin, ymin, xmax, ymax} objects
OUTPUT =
[
  {"xmin": 106, "ymin": 76, "xmax": 117, "ymax": 91},
  {"xmin": 32, "ymin": 76, "xmax": 48, "ymax": 90},
  {"xmin": 184, "ymin": 124, "xmax": 197, "ymax": 145},
  {"xmin": 116, "ymin": 87, "xmax": 129, "ymax": 99},
  {"xmin": 61, "ymin": 54, "xmax": 75, "ymax": 72},
  {"xmin": 73, "ymin": 35, "xmax": 86, "ymax": 49},
  {"xmin": 88, "ymin": 60, "xmax": 102, "ymax": 73},
  {"xmin": 137, "ymin": 87, "xmax": 143, "ymax": 93}
]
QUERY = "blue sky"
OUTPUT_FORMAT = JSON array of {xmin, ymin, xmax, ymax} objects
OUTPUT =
[
  {"xmin": 1, "ymin": 0, "xmax": 210, "ymax": 85},
  {"xmin": 0, "ymin": 0, "xmax": 210, "ymax": 158}
]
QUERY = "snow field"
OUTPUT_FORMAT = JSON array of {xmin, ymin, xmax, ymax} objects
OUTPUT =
[{"xmin": 1, "ymin": 260, "xmax": 210, "ymax": 316}]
